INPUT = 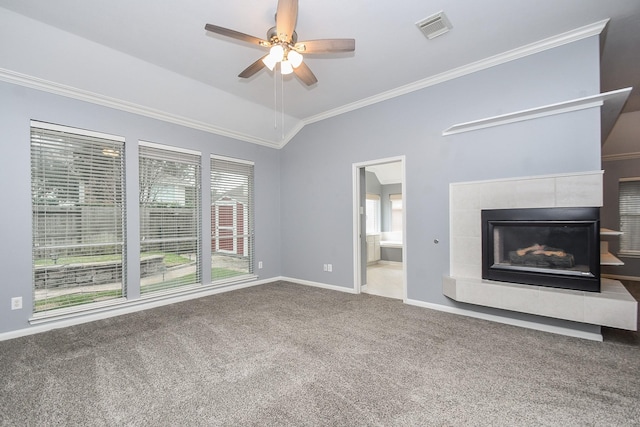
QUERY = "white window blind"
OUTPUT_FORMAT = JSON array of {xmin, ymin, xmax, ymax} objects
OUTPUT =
[
  {"xmin": 366, "ymin": 194, "xmax": 380, "ymax": 234},
  {"xmin": 211, "ymin": 155, "xmax": 254, "ymax": 282},
  {"xmin": 139, "ymin": 142, "xmax": 201, "ymax": 294},
  {"xmin": 619, "ymin": 179, "xmax": 640, "ymax": 255},
  {"xmin": 390, "ymin": 193, "xmax": 403, "ymax": 233},
  {"xmin": 31, "ymin": 121, "xmax": 125, "ymax": 313}
]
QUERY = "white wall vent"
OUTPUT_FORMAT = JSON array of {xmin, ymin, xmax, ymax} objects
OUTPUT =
[{"xmin": 416, "ymin": 12, "xmax": 452, "ymax": 40}]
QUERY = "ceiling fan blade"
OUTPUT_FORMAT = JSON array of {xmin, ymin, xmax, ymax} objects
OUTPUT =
[
  {"xmin": 238, "ymin": 56, "xmax": 268, "ymax": 78},
  {"xmin": 276, "ymin": 0, "xmax": 298, "ymax": 42},
  {"xmin": 205, "ymin": 24, "xmax": 270, "ymax": 47},
  {"xmin": 294, "ymin": 39, "xmax": 355, "ymax": 54},
  {"xmin": 293, "ymin": 62, "xmax": 318, "ymax": 86}
]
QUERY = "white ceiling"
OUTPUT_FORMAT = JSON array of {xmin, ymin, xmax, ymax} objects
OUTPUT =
[
  {"xmin": 367, "ymin": 162, "xmax": 402, "ymax": 186},
  {"xmin": 1, "ymin": 0, "xmax": 639, "ymax": 148}
]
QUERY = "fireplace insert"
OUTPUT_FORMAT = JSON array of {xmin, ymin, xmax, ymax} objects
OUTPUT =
[{"xmin": 481, "ymin": 207, "xmax": 600, "ymax": 292}]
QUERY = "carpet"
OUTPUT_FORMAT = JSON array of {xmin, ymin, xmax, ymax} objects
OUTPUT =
[{"xmin": 1, "ymin": 281, "xmax": 638, "ymax": 426}]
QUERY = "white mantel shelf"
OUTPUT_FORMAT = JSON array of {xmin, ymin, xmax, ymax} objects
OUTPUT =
[
  {"xmin": 442, "ymin": 87, "xmax": 632, "ymax": 139},
  {"xmin": 443, "ymin": 276, "xmax": 637, "ymax": 331}
]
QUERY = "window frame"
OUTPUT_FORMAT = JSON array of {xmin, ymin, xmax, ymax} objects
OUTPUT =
[
  {"xmin": 138, "ymin": 141, "xmax": 202, "ymax": 295},
  {"xmin": 210, "ymin": 154, "xmax": 255, "ymax": 284},
  {"xmin": 30, "ymin": 120, "xmax": 126, "ymax": 315},
  {"xmin": 619, "ymin": 177, "xmax": 640, "ymax": 257}
]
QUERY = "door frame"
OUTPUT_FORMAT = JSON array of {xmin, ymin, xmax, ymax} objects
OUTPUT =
[{"xmin": 352, "ymin": 155, "xmax": 407, "ymax": 300}]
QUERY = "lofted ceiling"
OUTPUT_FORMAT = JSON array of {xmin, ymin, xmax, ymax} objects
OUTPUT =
[{"xmin": 1, "ymin": 0, "xmax": 639, "ymax": 148}]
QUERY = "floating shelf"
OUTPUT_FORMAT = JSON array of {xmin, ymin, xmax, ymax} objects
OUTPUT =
[
  {"xmin": 601, "ymin": 252, "xmax": 624, "ymax": 266},
  {"xmin": 600, "ymin": 230, "xmax": 624, "ymax": 266},
  {"xmin": 442, "ymin": 88, "xmax": 632, "ymax": 138},
  {"xmin": 600, "ymin": 227, "xmax": 623, "ymax": 236}
]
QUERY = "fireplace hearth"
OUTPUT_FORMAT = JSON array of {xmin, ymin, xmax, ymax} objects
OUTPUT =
[{"xmin": 482, "ymin": 207, "xmax": 600, "ymax": 292}]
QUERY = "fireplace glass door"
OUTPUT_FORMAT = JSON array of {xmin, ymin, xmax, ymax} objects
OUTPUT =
[{"xmin": 482, "ymin": 208, "xmax": 600, "ymax": 292}]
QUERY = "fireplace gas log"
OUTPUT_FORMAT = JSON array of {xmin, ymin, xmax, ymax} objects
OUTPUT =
[{"xmin": 509, "ymin": 243, "xmax": 575, "ymax": 269}]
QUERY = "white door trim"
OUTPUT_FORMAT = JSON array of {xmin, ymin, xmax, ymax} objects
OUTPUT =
[{"xmin": 352, "ymin": 155, "xmax": 407, "ymax": 301}]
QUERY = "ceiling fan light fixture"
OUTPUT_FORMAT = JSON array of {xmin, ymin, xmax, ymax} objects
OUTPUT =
[
  {"xmin": 288, "ymin": 50, "xmax": 303, "ymax": 68},
  {"xmin": 280, "ymin": 60, "xmax": 294, "ymax": 75},
  {"xmin": 262, "ymin": 54, "xmax": 278, "ymax": 71},
  {"xmin": 269, "ymin": 45, "xmax": 285, "ymax": 62}
]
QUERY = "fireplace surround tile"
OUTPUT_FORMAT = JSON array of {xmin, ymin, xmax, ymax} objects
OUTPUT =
[
  {"xmin": 555, "ymin": 173, "xmax": 603, "ymax": 207},
  {"xmin": 536, "ymin": 287, "xmax": 585, "ymax": 323},
  {"xmin": 513, "ymin": 178, "xmax": 556, "ymax": 207},
  {"xmin": 444, "ymin": 171, "xmax": 638, "ymax": 333}
]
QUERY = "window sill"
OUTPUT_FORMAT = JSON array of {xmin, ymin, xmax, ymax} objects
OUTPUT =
[
  {"xmin": 29, "ymin": 275, "xmax": 259, "ymax": 326},
  {"xmin": 618, "ymin": 252, "xmax": 640, "ymax": 259}
]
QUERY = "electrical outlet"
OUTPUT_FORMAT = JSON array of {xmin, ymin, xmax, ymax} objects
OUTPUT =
[
  {"xmin": 323, "ymin": 264, "xmax": 328, "ymax": 272},
  {"xmin": 328, "ymin": 264, "xmax": 333, "ymax": 272},
  {"xmin": 258, "ymin": 261, "xmax": 263, "ymax": 269},
  {"xmin": 11, "ymin": 297, "xmax": 22, "ymax": 310}
]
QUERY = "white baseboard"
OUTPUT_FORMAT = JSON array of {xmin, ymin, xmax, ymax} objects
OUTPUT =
[
  {"xmin": 279, "ymin": 276, "xmax": 358, "ymax": 294},
  {"xmin": 2, "ymin": 276, "xmax": 606, "ymax": 342},
  {"xmin": 405, "ymin": 298, "xmax": 603, "ymax": 341},
  {"xmin": 0, "ymin": 277, "xmax": 273, "ymax": 342}
]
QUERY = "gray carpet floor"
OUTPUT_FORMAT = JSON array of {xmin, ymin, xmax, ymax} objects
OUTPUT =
[{"xmin": 1, "ymin": 281, "xmax": 639, "ymax": 426}]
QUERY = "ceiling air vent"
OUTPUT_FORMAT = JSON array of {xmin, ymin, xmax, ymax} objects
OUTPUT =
[{"xmin": 416, "ymin": 11, "xmax": 452, "ymax": 40}]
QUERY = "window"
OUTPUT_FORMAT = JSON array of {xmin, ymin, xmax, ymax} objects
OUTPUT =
[
  {"xmin": 211, "ymin": 155, "xmax": 254, "ymax": 282},
  {"xmin": 390, "ymin": 193, "xmax": 403, "ymax": 232},
  {"xmin": 619, "ymin": 178, "xmax": 640, "ymax": 255},
  {"xmin": 139, "ymin": 142, "xmax": 201, "ymax": 294},
  {"xmin": 366, "ymin": 194, "xmax": 380, "ymax": 234},
  {"xmin": 31, "ymin": 121, "xmax": 125, "ymax": 313}
]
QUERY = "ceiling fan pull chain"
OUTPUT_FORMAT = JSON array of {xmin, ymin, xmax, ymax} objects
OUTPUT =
[
  {"xmin": 273, "ymin": 70, "xmax": 278, "ymax": 129},
  {"xmin": 281, "ymin": 69, "xmax": 285, "ymax": 140}
]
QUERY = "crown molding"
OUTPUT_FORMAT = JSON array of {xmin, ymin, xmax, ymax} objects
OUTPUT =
[
  {"xmin": 304, "ymin": 19, "xmax": 609, "ymax": 126},
  {"xmin": 602, "ymin": 152, "xmax": 640, "ymax": 162},
  {"xmin": 0, "ymin": 67, "xmax": 282, "ymax": 149},
  {"xmin": 1, "ymin": 19, "xmax": 608, "ymax": 149}
]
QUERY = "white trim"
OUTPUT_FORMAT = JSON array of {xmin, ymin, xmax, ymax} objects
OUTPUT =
[
  {"xmin": 3, "ymin": 20, "xmax": 608, "ymax": 149},
  {"xmin": 210, "ymin": 153, "xmax": 255, "ymax": 166},
  {"xmin": 30, "ymin": 119, "xmax": 125, "ymax": 142},
  {"xmin": 280, "ymin": 276, "xmax": 358, "ymax": 294},
  {"xmin": 3, "ymin": 278, "xmax": 271, "ymax": 342},
  {"xmin": 619, "ymin": 177, "xmax": 640, "ymax": 183},
  {"xmin": 304, "ymin": 20, "xmax": 609, "ymax": 128},
  {"xmin": 404, "ymin": 298, "xmax": 603, "ymax": 341},
  {"xmin": 443, "ymin": 99, "xmax": 603, "ymax": 136},
  {"xmin": 352, "ymin": 156, "xmax": 407, "ymax": 301},
  {"xmin": 602, "ymin": 152, "xmax": 640, "ymax": 162},
  {"xmin": 1, "ymin": 68, "xmax": 282, "ymax": 149},
  {"xmin": 442, "ymin": 88, "xmax": 632, "ymax": 136},
  {"xmin": 139, "ymin": 140, "xmax": 201, "ymax": 156}
]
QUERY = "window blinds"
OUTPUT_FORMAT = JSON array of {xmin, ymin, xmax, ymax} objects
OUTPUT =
[
  {"xmin": 211, "ymin": 155, "xmax": 254, "ymax": 282},
  {"xmin": 30, "ymin": 121, "xmax": 125, "ymax": 313},
  {"xmin": 139, "ymin": 142, "xmax": 201, "ymax": 294},
  {"xmin": 619, "ymin": 179, "xmax": 640, "ymax": 254},
  {"xmin": 390, "ymin": 193, "xmax": 403, "ymax": 233}
]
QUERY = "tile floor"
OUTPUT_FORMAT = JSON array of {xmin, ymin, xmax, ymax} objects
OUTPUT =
[{"xmin": 362, "ymin": 262, "xmax": 404, "ymax": 300}]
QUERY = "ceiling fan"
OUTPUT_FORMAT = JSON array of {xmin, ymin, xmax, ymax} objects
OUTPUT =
[{"xmin": 204, "ymin": 0, "xmax": 355, "ymax": 86}]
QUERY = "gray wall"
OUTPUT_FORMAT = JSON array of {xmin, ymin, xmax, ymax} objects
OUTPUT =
[
  {"xmin": 602, "ymin": 158, "xmax": 640, "ymax": 278},
  {"xmin": 364, "ymin": 171, "xmax": 381, "ymax": 196},
  {"xmin": 0, "ymin": 35, "xmax": 604, "ymax": 336},
  {"xmin": 280, "ymin": 36, "xmax": 601, "ymax": 312},
  {"xmin": 0, "ymin": 82, "xmax": 282, "ymax": 334}
]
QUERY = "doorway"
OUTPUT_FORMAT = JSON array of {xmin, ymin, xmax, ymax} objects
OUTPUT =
[{"xmin": 352, "ymin": 156, "xmax": 406, "ymax": 300}]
